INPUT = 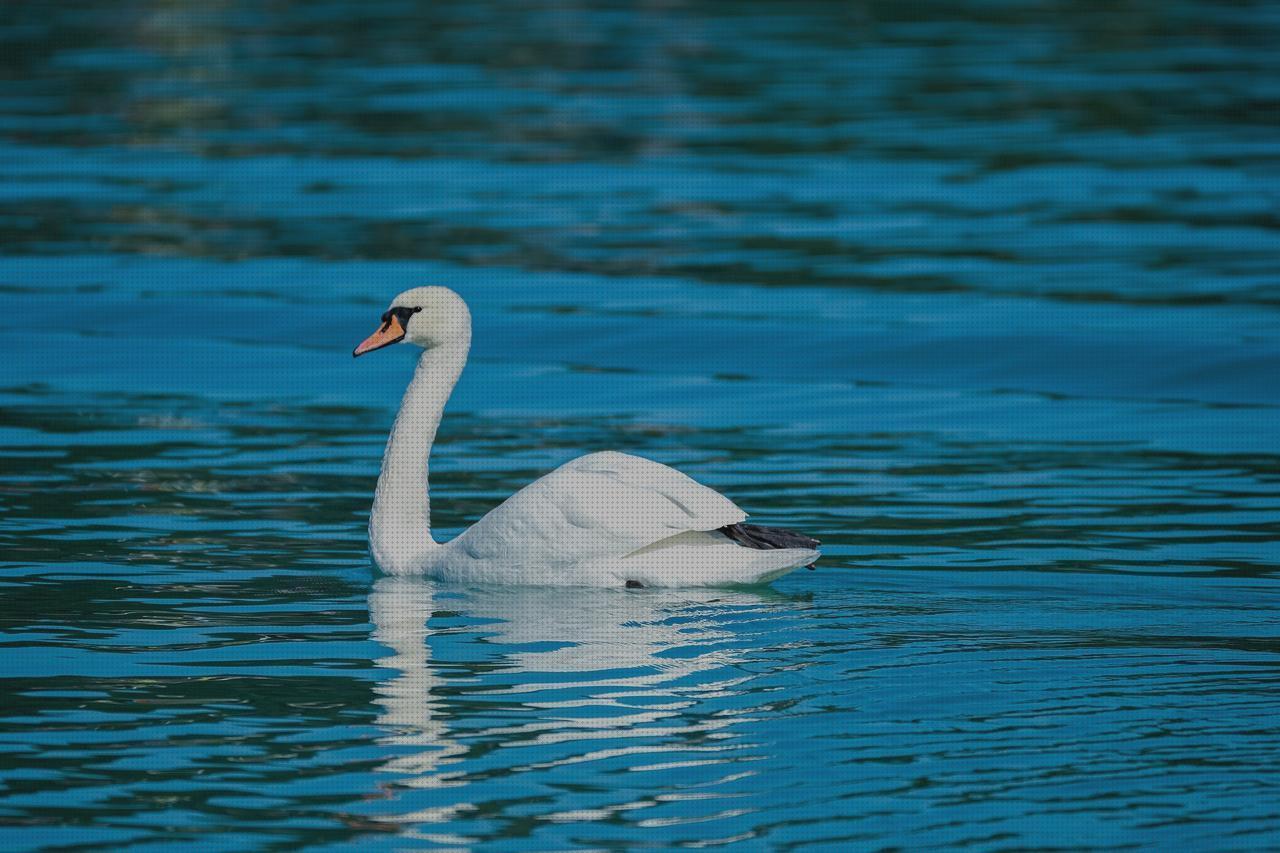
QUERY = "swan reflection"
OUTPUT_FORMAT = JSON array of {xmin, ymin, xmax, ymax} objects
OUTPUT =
[{"xmin": 368, "ymin": 576, "xmax": 796, "ymax": 805}]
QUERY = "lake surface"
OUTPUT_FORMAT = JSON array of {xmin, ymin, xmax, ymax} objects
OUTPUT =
[{"xmin": 2, "ymin": 1, "xmax": 1279, "ymax": 849}]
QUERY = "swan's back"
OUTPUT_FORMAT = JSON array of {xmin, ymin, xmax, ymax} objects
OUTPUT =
[{"xmin": 440, "ymin": 451, "xmax": 748, "ymax": 581}]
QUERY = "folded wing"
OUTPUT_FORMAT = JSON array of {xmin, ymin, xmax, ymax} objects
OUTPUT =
[{"xmin": 451, "ymin": 451, "xmax": 747, "ymax": 566}]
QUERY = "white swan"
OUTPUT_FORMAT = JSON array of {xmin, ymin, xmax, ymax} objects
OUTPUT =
[{"xmin": 353, "ymin": 286, "xmax": 820, "ymax": 587}]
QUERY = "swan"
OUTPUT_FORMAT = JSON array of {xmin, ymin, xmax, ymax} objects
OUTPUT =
[{"xmin": 353, "ymin": 286, "xmax": 820, "ymax": 587}]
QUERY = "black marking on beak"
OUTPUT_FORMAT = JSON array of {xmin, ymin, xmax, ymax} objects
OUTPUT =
[{"xmin": 380, "ymin": 305, "xmax": 422, "ymax": 329}]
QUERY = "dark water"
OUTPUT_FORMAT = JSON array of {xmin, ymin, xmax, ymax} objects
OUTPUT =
[{"xmin": 3, "ymin": 1, "xmax": 1280, "ymax": 849}]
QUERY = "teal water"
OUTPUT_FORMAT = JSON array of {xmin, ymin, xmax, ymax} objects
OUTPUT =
[{"xmin": 2, "ymin": 1, "xmax": 1280, "ymax": 849}]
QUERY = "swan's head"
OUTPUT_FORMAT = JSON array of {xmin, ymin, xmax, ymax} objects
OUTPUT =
[{"xmin": 353, "ymin": 286, "xmax": 471, "ymax": 357}]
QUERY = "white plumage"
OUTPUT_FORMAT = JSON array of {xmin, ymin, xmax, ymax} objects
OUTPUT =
[{"xmin": 354, "ymin": 287, "xmax": 820, "ymax": 587}]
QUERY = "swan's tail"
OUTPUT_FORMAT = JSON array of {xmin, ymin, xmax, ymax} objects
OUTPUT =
[
  {"xmin": 718, "ymin": 523, "xmax": 819, "ymax": 555},
  {"xmin": 609, "ymin": 525, "xmax": 820, "ymax": 588}
]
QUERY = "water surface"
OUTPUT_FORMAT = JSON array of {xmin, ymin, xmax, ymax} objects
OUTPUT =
[{"xmin": 2, "ymin": 1, "xmax": 1279, "ymax": 849}]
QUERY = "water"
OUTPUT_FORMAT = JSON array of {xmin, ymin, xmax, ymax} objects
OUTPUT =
[{"xmin": 2, "ymin": 0, "xmax": 1279, "ymax": 849}]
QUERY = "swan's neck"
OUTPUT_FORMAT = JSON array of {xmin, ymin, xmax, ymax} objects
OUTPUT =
[{"xmin": 370, "ymin": 339, "xmax": 468, "ymax": 571}]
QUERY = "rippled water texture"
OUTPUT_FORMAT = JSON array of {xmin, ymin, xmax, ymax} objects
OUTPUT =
[{"xmin": 2, "ymin": 1, "xmax": 1280, "ymax": 849}]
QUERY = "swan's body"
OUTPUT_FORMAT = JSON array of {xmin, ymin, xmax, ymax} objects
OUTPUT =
[{"xmin": 355, "ymin": 287, "xmax": 820, "ymax": 587}]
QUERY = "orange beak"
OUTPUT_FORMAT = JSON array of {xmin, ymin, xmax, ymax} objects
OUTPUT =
[{"xmin": 353, "ymin": 315, "xmax": 406, "ymax": 357}]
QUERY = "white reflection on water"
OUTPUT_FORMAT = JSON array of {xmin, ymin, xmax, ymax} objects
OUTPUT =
[
  {"xmin": 368, "ymin": 577, "xmax": 470, "ymax": 787},
  {"xmin": 368, "ymin": 576, "xmax": 785, "ymax": 815}
]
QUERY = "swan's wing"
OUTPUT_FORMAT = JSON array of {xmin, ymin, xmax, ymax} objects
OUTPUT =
[{"xmin": 450, "ymin": 452, "xmax": 746, "ymax": 565}]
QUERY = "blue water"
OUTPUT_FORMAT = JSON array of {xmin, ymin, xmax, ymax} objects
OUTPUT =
[{"xmin": 2, "ymin": 1, "xmax": 1280, "ymax": 849}]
